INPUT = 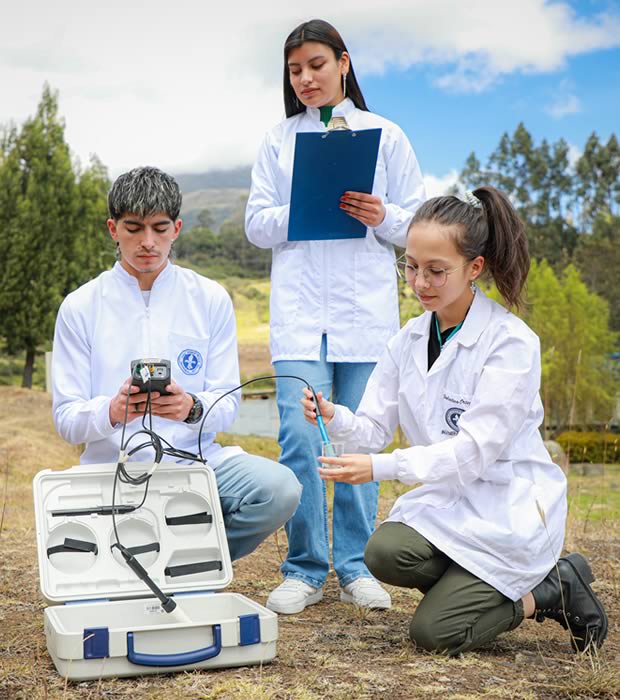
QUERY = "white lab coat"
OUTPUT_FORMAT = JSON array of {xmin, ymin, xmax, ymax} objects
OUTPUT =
[
  {"xmin": 52, "ymin": 262, "xmax": 243, "ymax": 467},
  {"xmin": 245, "ymin": 98, "xmax": 426, "ymax": 363},
  {"xmin": 328, "ymin": 289, "xmax": 567, "ymax": 601}
]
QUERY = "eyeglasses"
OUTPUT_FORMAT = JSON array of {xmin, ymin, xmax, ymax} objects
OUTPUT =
[{"xmin": 395, "ymin": 255, "xmax": 470, "ymax": 288}]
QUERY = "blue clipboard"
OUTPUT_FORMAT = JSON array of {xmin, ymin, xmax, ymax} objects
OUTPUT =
[{"xmin": 288, "ymin": 128, "xmax": 382, "ymax": 241}]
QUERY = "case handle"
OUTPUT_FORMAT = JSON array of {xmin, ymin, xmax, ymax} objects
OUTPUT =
[{"xmin": 126, "ymin": 624, "xmax": 221, "ymax": 666}]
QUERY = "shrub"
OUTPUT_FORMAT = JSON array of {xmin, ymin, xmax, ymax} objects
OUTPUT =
[{"xmin": 556, "ymin": 431, "xmax": 620, "ymax": 464}]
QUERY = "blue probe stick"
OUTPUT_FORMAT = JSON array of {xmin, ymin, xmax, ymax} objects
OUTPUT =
[{"xmin": 314, "ymin": 396, "xmax": 336, "ymax": 458}]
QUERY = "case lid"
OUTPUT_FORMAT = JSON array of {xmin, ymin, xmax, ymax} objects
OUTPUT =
[{"xmin": 33, "ymin": 462, "xmax": 233, "ymax": 605}]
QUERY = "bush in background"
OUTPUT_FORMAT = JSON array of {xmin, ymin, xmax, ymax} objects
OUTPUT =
[{"xmin": 556, "ymin": 430, "xmax": 620, "ymax": 464}]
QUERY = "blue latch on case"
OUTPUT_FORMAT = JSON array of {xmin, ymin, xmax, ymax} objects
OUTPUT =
[
  {"xmin": 238, "ymin": 614, "xmax": 261, "ymax": 646},
  {"xmin": 83, "ymin": 627, "xmax": 109, "ymax": 659}
]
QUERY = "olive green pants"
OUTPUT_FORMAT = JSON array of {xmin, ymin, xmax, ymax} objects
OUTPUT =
[{"xmin": 365, "ymin": 522, "xmax": 524, "ymax": 656}]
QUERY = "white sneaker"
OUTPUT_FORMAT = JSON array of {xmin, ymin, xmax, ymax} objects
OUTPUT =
[
  {"xmin": 340, "ymin": 577, "xmax": 391, "ymax": 609},
  {"xmin": 266, "ymin": 579, "xmax": 324, "ymax": 614}
]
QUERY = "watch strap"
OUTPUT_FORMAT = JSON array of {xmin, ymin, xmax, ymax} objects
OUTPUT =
[{"xmin": 184, "ymin": 392, "xmax": 203, "ymax": 424}]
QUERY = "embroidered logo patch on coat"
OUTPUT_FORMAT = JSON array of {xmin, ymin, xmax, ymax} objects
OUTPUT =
[
  {"xmin": 445, "ymin": 407, "xmax": 465, "ymax": 432},
  {"xmin": 178, "ymin": 349, "xmax": 203, "ymax": 375}
]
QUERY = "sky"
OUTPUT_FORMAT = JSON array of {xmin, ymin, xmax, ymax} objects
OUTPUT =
[{"xmin": 2, "ymin": 0, "xmax": 620, "ymax": 196}]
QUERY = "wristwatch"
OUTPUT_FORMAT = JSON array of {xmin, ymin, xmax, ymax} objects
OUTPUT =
[{"xmin": 184, "ymin": 393, "xmax": 204, "ymax": 424}]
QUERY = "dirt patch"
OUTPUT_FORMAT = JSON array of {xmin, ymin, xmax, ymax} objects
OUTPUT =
[{"xmin": 0, "ymin": 387, "xmax": 619, "ymax": 699}]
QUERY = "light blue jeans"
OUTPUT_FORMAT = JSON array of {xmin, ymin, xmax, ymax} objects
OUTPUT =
[
  {"xmin": 274, "ymin": 336, "xmax": 378, "ymax": 588},
  {"xmin": 215, "ymin": 453, "xmax": 302, "ymax": 561}
]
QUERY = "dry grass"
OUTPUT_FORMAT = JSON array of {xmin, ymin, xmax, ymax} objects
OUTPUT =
[{"xmin": 0, "ymin": 386, "xmax": 618, "ymax": 700}]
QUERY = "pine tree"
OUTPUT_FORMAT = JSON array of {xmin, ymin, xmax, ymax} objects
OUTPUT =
[
  {"xmin": 574, "ymin": 214, "xmax": 620, "ymax": 331},
  {"xmin": 0, "ymin": 85, "xmax": 110, "ymax": 387},
  {"xmin": 487, "ymin": 132, "xmax": 516, "ymax": 194},
  {"xmin": 510, "ymin": 123, "xmax": 535, "ymax": 216},
  {"xmin": 460, "ymin": 152, "xmax": 485, "ymax": 190},
  {"xmin": 70, "ymin": 155, "xmax": 114, "ymax": 292}
]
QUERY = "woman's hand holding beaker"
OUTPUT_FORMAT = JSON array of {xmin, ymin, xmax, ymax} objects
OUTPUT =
[{"xmin": 318, "ymin": 454, "xmax": 373, "ymax": 484}]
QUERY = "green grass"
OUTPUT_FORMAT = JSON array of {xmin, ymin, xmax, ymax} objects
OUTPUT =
[
  {"xmin": 233, "ymin": 279, "xmax": 271, "ymax": 345},
  {"xmin": 216, "ymin": 432, "xmax": 280, "ymax": 461},
  {"xmin": 568, "ymin": 463, "xmax": 620, "ymax": 521}
]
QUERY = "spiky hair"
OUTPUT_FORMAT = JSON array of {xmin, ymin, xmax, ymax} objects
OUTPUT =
[{"xmin": 108, "ymin": 166, "xmax": 182, "ymax": 220}]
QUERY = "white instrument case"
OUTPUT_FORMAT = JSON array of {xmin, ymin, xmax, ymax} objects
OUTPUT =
[{"xmin": 33, "ymin": 462, "xmax": 278, "ymax": 681}]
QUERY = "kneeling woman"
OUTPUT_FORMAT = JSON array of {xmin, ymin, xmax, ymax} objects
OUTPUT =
[{"xmin": 302, "ymin": 186, "xmax": 608, "ymax": 655}]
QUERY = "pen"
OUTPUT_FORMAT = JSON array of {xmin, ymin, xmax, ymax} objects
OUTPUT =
[{"xmin": 51, "ymin": 504, "xmax": 137, "ymax": 517}]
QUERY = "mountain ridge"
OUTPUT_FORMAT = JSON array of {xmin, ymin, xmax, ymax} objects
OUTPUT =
[{"xmin": 175, "ymin": 166, "xmax": 252, "ymax": 231}]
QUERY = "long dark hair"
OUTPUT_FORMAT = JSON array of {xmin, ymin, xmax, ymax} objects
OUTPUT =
[
  {"xmin": 410, "ymin": 186, "xmax": 530, "ymax": 309},
  {"xmin": 283, "ymin": 19, "xmax": 369, "ymax": 118}
]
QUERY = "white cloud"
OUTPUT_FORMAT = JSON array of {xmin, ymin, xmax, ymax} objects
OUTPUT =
[
  {"xmin": 1, "ymin": 0, "xmax": 618, "ymax": 173},
  {"xmin": 423, "ymin": 170, "xmax": 461, "ymax": 198},
  {"xmin": 545, "ymin": 79, "xmax": 583, "ymax": 118},
  {"xmin": 546, "ymin": 94, "xmax": 582, "ymax": 118},
  {"xmin": 346, "ymin": 0, "xmax": 620, "ymax": 92}
]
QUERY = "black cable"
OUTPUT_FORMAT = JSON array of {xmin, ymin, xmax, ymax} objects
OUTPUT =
[
  {"xmin": 110, "ymin": 368, "xmax": 324, "ymax": 614},
  {"xmin": 110, "ymin": 375, "xmax": 177, "ymax": 613},
  {"xmin": 196, "ymin": 374, "xmax": 323, "ymax": 462}
]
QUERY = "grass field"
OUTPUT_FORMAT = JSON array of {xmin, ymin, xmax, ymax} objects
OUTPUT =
[{"xmin": 0, "ymin": 386, "xmax": 619, "ymax": 699}]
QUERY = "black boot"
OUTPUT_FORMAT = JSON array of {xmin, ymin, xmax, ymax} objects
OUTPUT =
[{"xmin": 532, "ymin": 553, "xmax": 608, "ymax": 651}]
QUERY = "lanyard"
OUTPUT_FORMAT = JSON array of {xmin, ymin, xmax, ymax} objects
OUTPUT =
[{"xmin": 435, "ymin": 314, "xmax": 463, "ymax": 350}]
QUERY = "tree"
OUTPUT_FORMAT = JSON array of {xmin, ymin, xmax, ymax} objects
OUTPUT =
[
  {"xmin": 524, "ymin": 260, "xmax": 569, "ymax": 433},
  {"xmin": 524, "ymin": 261, "xmax": 617, "ymax": 431},
  {"xmin": 530, "ymin": 138, "xmax": 552, "ymax": 223},
  {"xmin": 196, "ymin": 208, "xmax": 215, "ymax": 229},
  {"xmin": 0, "ymin": 85, "xmax": 111, "ymax": 387},
  {"xmin": 69, "ymin": 155, "xmax": 115, "ymax": 293},
  {"xmin": 574, "ymin": 214, "xmax": 620, "ymax": 331},
  {"xmin": 176, "ymin": 207, "xmax": 271, "ymax": 278},
  {"xmin": 574, "ymin": 133, "xmax": 620, "ymax": 228},
  {"xmin": 487, "ymin": 132, "xmax": 516, "ymax": 195},
  {"xmin": 459, "ymin": 151, "xmax": 485, "ymax": 190},
  {"xmin": 510, "ymin": 122, "xmax": 535, "ymax": 216}
]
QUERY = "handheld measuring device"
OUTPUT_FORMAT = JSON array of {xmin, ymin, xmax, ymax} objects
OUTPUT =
[{"xmin": 130, "ymin": 358, "xmax": 172, "ymax": 396}]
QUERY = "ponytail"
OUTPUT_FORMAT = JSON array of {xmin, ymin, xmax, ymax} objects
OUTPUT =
[
  {"xmin": 472, "ymin": 187, "xmax": 529, "ymax": 309},
  {"xmin": 410, "ymin": 185, "xmax": 530, "ymax": 309}
]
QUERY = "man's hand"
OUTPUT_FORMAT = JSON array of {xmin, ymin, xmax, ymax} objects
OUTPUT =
[
  {"xmin": 318, "ymin": 454, "xmax": 373, "ymax": 484},
  {"xmin": 339, "ymin": 192, "xmax": 386, "ymax": 228},
  {"xmin": 301, "ymin": 388, "xmax": 335, "ymax": 426},
  {"xmin": 149, "ymin": 379, "xmax": 194, "ymax": 422},
  {"xmin": 109, "ymin": 377, "xmax": 160, "ymax": 426}
]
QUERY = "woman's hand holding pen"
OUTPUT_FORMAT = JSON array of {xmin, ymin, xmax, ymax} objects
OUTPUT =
[
  {"xmin": 340, "ymin": 192, "xmax": 386, "ymax": 228},
  {"xmin": 301, "ymin": 388, "xmax": 335, "ymax": 426}
]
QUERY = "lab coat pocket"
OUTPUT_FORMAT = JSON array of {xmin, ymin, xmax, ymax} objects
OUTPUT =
[
  {"xmin": 270, "ymin": 249, "xmax": 304, "ymax": 326},
  {"xmin": 168, "ymin": 332, "xmax": 210, "ymax": 393},
  {"xmin": 353, "ymin": 252, "xmax": 397, "ymax": 329}
]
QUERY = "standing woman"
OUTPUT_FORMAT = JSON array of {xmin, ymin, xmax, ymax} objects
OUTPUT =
[{"xmin": 245, "ymin": 19, "xmax": 425, "ymax": 614}]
